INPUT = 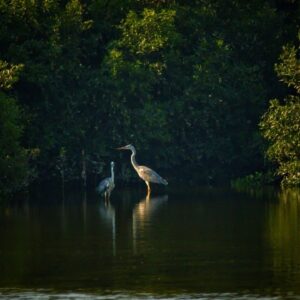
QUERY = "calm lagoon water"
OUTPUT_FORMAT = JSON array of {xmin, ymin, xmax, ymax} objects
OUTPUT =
[{"xmin": 0, "ymin": 186, "xmax": 300, "ymax": 299}]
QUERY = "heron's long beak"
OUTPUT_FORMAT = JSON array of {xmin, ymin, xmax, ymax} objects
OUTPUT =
[{"xmin": 116, "ymin": 146, "xmax": 127, "ymax": 150}]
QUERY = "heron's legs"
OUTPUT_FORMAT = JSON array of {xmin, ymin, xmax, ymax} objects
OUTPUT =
[
  {"xmin": 145, "ymin": 181, "xmax": 151, "ymax": 197},
  {"xmin": 146, "ymin": 193, "xmax": 150, "ymax": 201},
  {"xmin": 104, "ymin": 191, "xmax": 109, "ymax": 204}
]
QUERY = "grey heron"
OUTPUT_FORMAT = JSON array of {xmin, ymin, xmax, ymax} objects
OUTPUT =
[
  {"xmin": 117, "ymin": 144, "xmax": 167, "ymax": 195},
  {"xmin": 97, "ymin": 161, "xmax": 115, "ymax": 200}
]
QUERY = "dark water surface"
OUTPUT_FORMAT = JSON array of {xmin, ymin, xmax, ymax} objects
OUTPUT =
[{"xmin": 0, "ymin": 187, "xmax": 300, "ymax": 299}]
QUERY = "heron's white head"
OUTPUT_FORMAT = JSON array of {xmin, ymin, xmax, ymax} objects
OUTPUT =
[
  {"xmin": 116, "ymin": 144, "xmax": 135, "ymax": 152},
  {"xmin": 110, "ymin": 161, "xmax": 115, "ymax": 168}
]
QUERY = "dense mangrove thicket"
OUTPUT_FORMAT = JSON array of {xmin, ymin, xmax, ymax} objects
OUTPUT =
[
  {"xmin": 0, "ymin": 0, "xmax": 299, "ymax": 194},
  {"xmin": 260, "ymin": 32, "xmax": 300, "ymax": 187}
]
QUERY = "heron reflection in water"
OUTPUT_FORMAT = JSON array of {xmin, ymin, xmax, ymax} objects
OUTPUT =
[
  {"xmin": 99, "ymin": 200, "xmax": 116, "ymax": 256},
  {"xmin": 117, "ymin": 144, "xmax": 168, "ymax": 196},
  {"xmin": 134, "ymin": 194, "xmax": 168, "ymax": 219},
  {"xmin": 132, "ymin": 194, "xmax": 168, "ymax": 253},
  {"xmin": 98, "ymin": 193, "xmax": 168, "ymax": 255},
  {"xmin": 96, "ymin": 161, "xmax": 115, "ymax": 201}
]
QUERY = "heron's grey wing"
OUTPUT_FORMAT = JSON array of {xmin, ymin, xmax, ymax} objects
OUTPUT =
[
  {"xmin": 97, "ymin": 177, "xmax": 110, "ymax": 194},
  {"xmin": 138, "ymin": 166, "xmax": 168, "ymax": 185}
]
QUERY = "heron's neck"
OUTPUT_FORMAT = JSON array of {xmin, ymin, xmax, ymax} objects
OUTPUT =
[
  {"xmin": 111, "ymin": 166, "xmax": 114, "ymax": 183},
  {"xmin": 130, "ymin": 149, "xmax": 139, "ymax": 170}
]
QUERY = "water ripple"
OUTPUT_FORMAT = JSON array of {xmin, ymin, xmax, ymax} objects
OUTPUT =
[{"xmin": 0, "ymin": 289, "xmax": 299, "ymax": 300}]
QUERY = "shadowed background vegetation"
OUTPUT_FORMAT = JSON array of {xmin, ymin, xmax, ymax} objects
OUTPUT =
[{"xmin": 0, "ymin": 0, "xmax": 299, "ymax": 197}]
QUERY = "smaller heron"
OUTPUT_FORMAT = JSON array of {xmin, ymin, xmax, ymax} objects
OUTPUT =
[
  {"xmin": 97, "ymin": 161, "xmax": 115, "ymax": 200},
  {"xmin": 117, "ymin": 144, "xmax": 167, "ymax": 195}
]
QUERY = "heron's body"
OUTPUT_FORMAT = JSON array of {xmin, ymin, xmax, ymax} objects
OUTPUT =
[
  {"xmin": 97, "ymin": 162, "xmax": 115, "ymax": 200},
  {"xmin": 117, "ymin": 144, "xmax": 167, "ymax": 195},
  {"xmin": 134, "ymin": 165, "xmax": 168, "ymax": 185}
]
